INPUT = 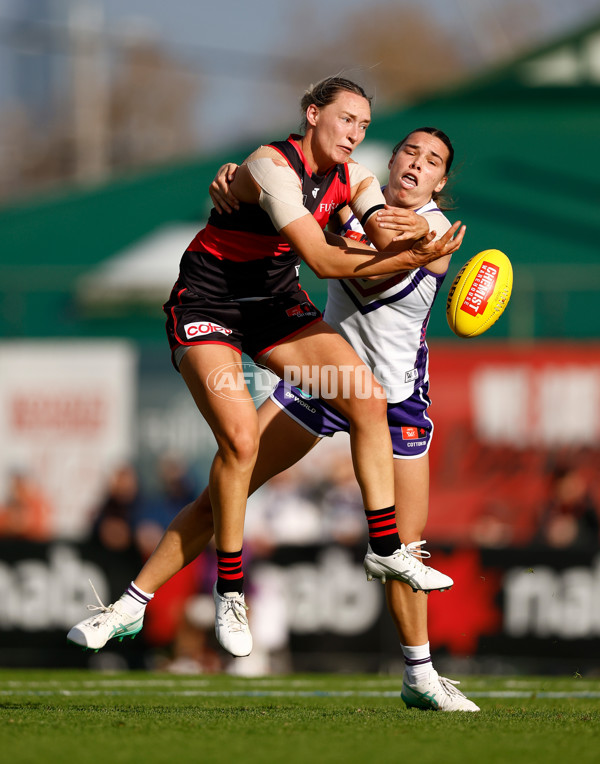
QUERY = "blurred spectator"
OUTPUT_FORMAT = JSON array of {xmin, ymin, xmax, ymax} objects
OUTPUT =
[
  {"xmin": 245, "ymin": 469, "xmax": 324, "ymax": 553},
  {"xmin": 161, "ymin": 594, "xmax": 224, "ymax": 675},
  {"xmin": 318, "ymin": 451, "xmax": 365, "ymax": 546},
  {"xmin": 135, "ymin": 455, "xmax": 197, "ymax": 559},
  {"xmin": 136, "ymin": 455, "xmax": 209, "ymax": 659},
  {"xmin": 470, "ymin": 499, "xmax": 515, "ymax": 548},
  {"xmin": 144, "ymin": 553, "xmax": 217, "ymax": 666},
  {"xmin": 533, "ymin": 463, "xmax": 600, "ymax": 549},
  {"xmin": 89, "ymin": 463, "xmax": 141, "ymax": 553},
  {"xmin": 0, "ymin": 469, "xmax": 52, "ymax": 541}
]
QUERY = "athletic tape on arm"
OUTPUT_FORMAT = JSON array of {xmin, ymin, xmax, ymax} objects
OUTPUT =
[
  {"xmin": 247, "ymin": 157, "xmax": 311, "ymax": 231},
  {"xmin": 420, "ymin": 210, "xmax": 452, "ymax": 242},
  {"xmin": 348, "ymin": 164, "xmax": 386, "ymax": 227}
]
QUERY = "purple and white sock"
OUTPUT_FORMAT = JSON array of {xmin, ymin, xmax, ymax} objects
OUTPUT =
[
  {"xmin": 118, "ymin": 582, "xmax": 154, "ymax": 617},
  {"xmin": 402, "ymin": 642, "xmax": 433, "ymax": 684}
]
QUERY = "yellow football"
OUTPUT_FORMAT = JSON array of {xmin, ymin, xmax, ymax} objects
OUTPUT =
[{"xmin": 446, "ymin": 249, "xmax": 513, "ymax": 338}]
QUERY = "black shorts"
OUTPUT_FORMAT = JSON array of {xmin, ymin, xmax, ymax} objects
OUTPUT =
[{"xmin": 163, "ymin": 285, "xmax": 323, "ymax": 369}]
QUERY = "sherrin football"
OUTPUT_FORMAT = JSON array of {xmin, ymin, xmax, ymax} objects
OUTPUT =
[{"xmin": 446, "ymin": 249, "xmax": 513, "ymax": 338}]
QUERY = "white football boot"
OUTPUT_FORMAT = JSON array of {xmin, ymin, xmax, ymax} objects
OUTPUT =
[
  {"xmin": 213, "ymin": 583, "xmax": 253, "ymax": 657},
  {"xmin": 67, "ymin": 583, "xmax": 144, "ymax": 651},
  {"xmin": 401, "ymin": 670, "xmax": 480, "ymax": 712},
  {"xmin": 364, "ymin": 541, "xmax": 453, "ymax": 592}
]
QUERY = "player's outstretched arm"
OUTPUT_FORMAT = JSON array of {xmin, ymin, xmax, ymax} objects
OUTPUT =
[
  {"xmin": 282, "ymin": 215, "xmax": 461, "ymax": 280},
  {"xmin": 206, "ymin": 158, "xmax": 463, "ymax": 279}
]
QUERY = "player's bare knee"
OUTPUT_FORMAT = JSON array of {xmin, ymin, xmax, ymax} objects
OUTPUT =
[
  {"xmin": 345, "ymin": 381, "xmax": 387, "ymax": 424},
  {"xmin": 217, "ymin": 426, "xmax": 259, "ymax": 467}
]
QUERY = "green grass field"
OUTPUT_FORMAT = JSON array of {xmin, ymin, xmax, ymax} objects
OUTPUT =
[{"xmin": 1, "ymin": 670, "xmax": 599, "ymax": 764}]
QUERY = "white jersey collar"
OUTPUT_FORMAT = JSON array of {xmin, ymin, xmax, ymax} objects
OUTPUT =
[
  {"xmin": 416, "ymin": 198, "xmax": 440, "ymax": 214},
  {"xmin": 380, "ymin": 188, "xmax": 439, "ymax": 216}
]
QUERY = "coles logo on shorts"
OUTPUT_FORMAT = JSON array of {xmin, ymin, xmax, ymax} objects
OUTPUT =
[
  {"xmin": 401, "ymin": 426, "xmax": 427, "ymax": 440},
  {"xmin": 184, "ymin": 321, "xmax": 232, "ymax": 339}
]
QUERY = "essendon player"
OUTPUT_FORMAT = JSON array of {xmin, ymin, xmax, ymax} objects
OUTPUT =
[
  {"xmin": 67, "ymin": 80, "xmax": 464, "ymax": 661},
  {"xmin": 206, "ymin": 128, "xmax": 479, "ymax": 710}
]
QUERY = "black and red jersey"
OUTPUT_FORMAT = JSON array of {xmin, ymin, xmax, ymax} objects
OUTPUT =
[{"xmin": 178, "ymin": 135, "xmax": 353, "ymax": 300}]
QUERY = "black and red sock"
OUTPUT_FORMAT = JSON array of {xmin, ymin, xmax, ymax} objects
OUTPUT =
[
  {"xmin": 216, "ymin": 549, "xmax": 244, "ymax": 595},
  {"xmin": 366, "ymin": 506, "xmax": 401, "ymax": 556}
]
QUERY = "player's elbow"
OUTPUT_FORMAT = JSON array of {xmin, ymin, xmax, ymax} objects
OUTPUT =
[{"xmin": 310, "ymin": 263, "xmax": 333, "ymax": 279}]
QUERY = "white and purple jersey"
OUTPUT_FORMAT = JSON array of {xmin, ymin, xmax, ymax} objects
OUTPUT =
[
  {"xmin": 270, "ymin": 197, "xmax": 452, "ymax": 458},
  {"xmin": 325, "ymin": 199, "xmax": 451, "ymax": 404}
]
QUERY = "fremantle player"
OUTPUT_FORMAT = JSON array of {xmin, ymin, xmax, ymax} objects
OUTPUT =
[
  {"xmin": 269, "ymin": 128, "xmax": 480, "ymax": 710},
  {"xmin": 210, "ymin": 127, "xmax": 480, "ymax": 710},
  {"xmin": 67, "ymin": 80, "xmax": 462, "ymax": 659}
]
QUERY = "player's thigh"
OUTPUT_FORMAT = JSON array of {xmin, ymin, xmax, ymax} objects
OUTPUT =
[
  {"xmin": 179, "ymin": 344, "xmax": 259, "ymax": 453},
  {"xmin": 393, "ymin": 453, "xmax": 430, "ymax": 541},
  {"xmin": 262, "ymin": 320, "xmax": 356, "ymax": 369},
  {"xmin": 248, "ymin": 398, "xmax": 321, "ymax": 494},
  {"xmin": 264, "ymin": 322, "xmax": 385, "ymax": 419}
]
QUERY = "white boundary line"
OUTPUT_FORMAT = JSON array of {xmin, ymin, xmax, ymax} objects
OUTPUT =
[{"xmin": 1, "ymin": 688, "xmax": 599, "ymax": 699}]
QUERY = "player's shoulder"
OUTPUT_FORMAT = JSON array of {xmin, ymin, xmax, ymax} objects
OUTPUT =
[
  {"xmin": 244, "ymin": 145, "xmax": 288, "ymax": 165},
  {"xmin": 347, "ymin": 160, "xmax": 377, "ymax": 184}
]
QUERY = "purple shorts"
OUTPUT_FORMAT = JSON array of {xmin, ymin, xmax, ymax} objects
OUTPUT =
[{"xmin": 270, "ymin": 380, "xmax": 433, "ymax": 459}]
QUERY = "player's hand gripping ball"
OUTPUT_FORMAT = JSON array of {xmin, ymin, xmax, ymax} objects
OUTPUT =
[{"xmin": 446, "ymin": 249, "xmax": 513, "ymax": 337}]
